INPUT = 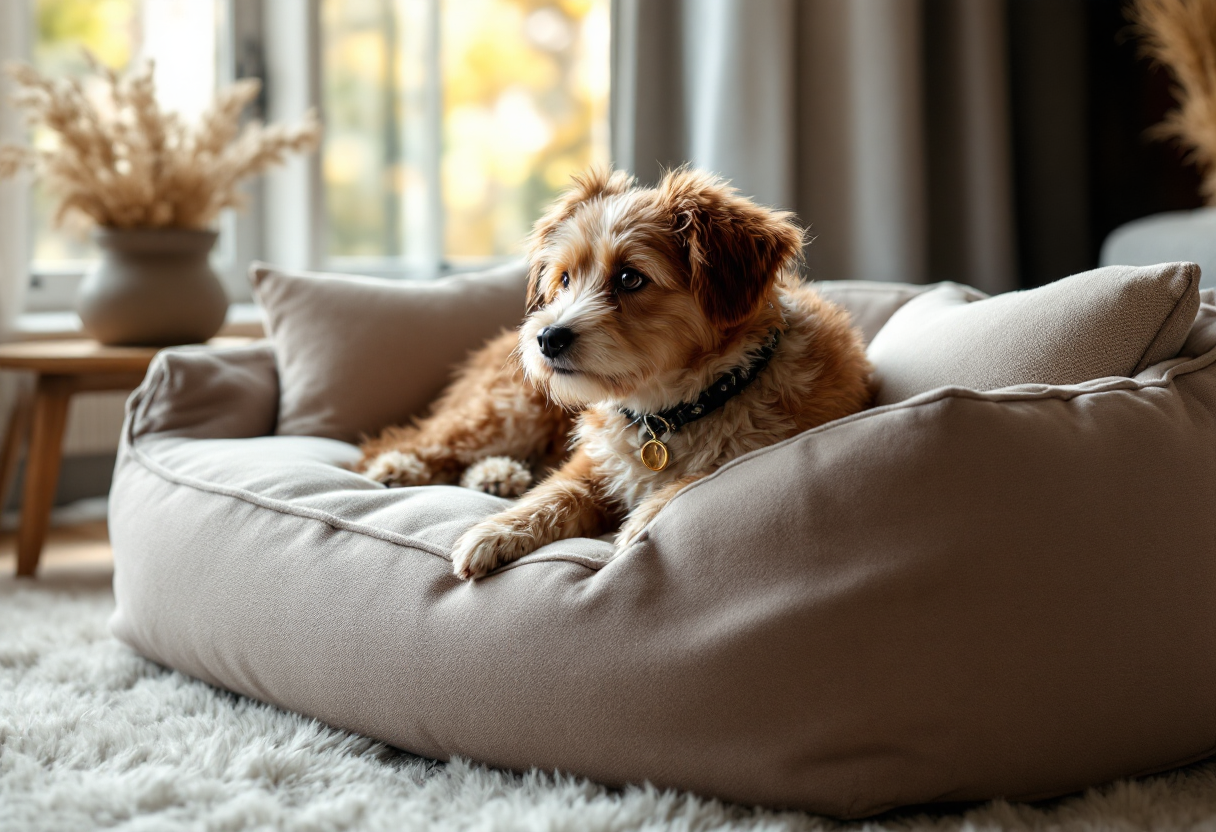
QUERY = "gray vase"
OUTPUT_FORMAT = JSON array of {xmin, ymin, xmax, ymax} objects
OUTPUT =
[{"xmin": 77, "ymin": 228, "xmax": 230, "ymax": 346}]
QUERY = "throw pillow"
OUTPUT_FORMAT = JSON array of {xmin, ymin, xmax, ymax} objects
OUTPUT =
[
  {"xmin": 251, "ymin": 261, "xmax": 529, "ymax": 442},
  {"xmin": 867, "ymin": 262, "xmax": 1200, "ymax": 405}
]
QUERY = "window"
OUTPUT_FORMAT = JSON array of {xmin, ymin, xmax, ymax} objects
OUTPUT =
[
  {"xmin": 322, "ymin": 0, "xmax": 610, "ymax": 272},
  {"xmin": 4, "ymin": 0, "xmax": 610, "ymax": 312}
]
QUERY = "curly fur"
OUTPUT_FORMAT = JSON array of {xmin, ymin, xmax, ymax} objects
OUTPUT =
[
  {"xmin": 359, "ymin": 330, "xmax": 574, "ymax": 489},
  {"xmin": 359, "ymin": 167, "xmax": 872, "ymax": 580}
]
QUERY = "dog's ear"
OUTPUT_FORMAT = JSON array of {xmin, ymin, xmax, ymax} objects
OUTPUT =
[
  {"xmin": 524, "ymin": 167, "xmax": 636, "ymax": 314},
  {"xmin": 657, "ymin": 168, "xmax": 804, "ymax": 328}
]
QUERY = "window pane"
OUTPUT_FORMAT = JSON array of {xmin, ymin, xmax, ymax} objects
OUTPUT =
[
  {"xmin": 31, "ymin": 0, "xmax": 219, "ymax": 267},
  {"xmin": 442, "ymin": 0, "xmax": 610, "ymax": 260},
  {"xmin": 322, "ymin": 0, "xmax": 435, "ymax": 264},
  {"xmin": 321, "ymin": 0, "xmax": 610, "ymax": 266}
]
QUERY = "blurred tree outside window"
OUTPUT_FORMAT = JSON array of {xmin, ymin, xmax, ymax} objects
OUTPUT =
[
  {"xmin": 322, "ymin": 0, "xmax": 610, "ymax": 267},
  {"xmin": 22, "ymin": 0, "xmax": 609, "ymax": 280},
  {"xmin": 30, "ymin": 0, "xmax": 219, "ymax": 268}
]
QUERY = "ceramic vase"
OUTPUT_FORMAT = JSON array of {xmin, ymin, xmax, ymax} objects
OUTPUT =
[{"xmin": 77, "ymin": 227, "xmax": 229, "ymax": 346}]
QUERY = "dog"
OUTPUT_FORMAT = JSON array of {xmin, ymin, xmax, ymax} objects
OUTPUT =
[{"xmin": 358, "ymin": 167, "xmax": 872, "ymax": 580}]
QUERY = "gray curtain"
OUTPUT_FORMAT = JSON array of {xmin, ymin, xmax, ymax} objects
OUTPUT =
[{"xmin": 611, "ymin": 0, "xmax": 1017, "ymax": 293}]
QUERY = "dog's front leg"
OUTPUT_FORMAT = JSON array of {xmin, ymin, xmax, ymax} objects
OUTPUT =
[
  {"xmin": 615, "ymin": 474, "xmax": 703, "ymax": 550},
  {"xmin": 359, "ymin": 329, "xmax": 570, "ymax": 493},
  {"xmin": 451, "ymin": 449, "xmax": 616, "ymax": 580}
]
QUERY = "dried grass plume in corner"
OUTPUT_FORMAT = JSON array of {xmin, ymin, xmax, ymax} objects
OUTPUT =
[
  {"xmin": 1130, "ymin": 0, "xmax": 1216, "ymax": 202},
  {"xmin": 0, "ymin": 53, "xmax": 321, "ymax": 229}
]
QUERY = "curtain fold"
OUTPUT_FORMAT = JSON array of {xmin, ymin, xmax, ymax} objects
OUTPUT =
[
  {"xmin": 611, "ymin": 0, "xmax": 1018, "ymax": 292},
  {"xmin": 0, "ymin": 0, "xmax": 30, "ymax": 336},
  {"xmin": 0, "ymin": 1, "xmax": 31, "ymax": 446}
]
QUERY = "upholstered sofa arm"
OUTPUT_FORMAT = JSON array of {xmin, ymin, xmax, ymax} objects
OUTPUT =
[{"xmin": 124, "ymin": 341, "xmax": 280, "ymax": 443}]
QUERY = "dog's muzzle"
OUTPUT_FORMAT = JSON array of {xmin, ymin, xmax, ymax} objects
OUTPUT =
[{"xmin": 538, "ymin": 326, "xmax": 577, "ymax": 359}]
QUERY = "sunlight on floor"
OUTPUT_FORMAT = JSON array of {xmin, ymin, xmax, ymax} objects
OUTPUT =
[{"xmin": 0, "ymin": 518, "xmax": 112, "ymax": 579}]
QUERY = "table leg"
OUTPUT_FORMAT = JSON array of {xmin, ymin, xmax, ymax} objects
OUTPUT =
[
  {"xmin": 16, "ymin": 376, "xmax": 72, "ymax": 578},
  {"xmin": 0, "ymin": 373, "xmax": 35, "ymax": 521}
]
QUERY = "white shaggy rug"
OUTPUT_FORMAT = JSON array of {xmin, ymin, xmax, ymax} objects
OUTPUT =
[{"xmin": 5, "ymin": 574, "xmax": 1216, "ymax": 832}]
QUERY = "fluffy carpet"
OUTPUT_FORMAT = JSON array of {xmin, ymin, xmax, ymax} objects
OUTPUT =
[{"xmin": 5, "ymin": 574, "xmax": 1216, "ymax": 832}]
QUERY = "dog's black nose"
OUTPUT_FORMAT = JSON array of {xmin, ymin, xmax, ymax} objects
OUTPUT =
[{"xmin": 538, "ymin": 326, "xmax": 576, "ymax": 359}]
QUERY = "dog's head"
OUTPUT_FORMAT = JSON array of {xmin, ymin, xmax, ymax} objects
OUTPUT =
[{"xmin": 518, "ymin": 166, "xmax": 804, "ymax": 408}]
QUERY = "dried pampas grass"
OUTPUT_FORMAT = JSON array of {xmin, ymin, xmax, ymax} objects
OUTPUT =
[
  {"xmin": 1130, "ymin": 0, "xmax": 1216, "ymax": 203},
  {"xmin": 0, "ymin": 54, "xmax": 321, "ymax": 229}
]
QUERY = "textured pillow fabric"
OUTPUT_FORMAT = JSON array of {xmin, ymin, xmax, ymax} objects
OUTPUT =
[
  {"xmin": 813, "ymin": 279, "xmax": 960, "ymax": 345},
  {"xmin": 867, "ymin": 262, "xmax": 1200, "ymax": 405},
  {"xmin": 251, "ymin": 261, "xmax": 529, "ymax": 442},
  {"xmin": 111, "ymin": 286, "xmax": 1216, "ymax": 819}
]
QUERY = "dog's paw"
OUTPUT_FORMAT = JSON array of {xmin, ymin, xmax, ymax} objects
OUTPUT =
[
  {"xmin": 614, "ymin": 514, "xmax": 651, "ymax": 550},
  {"xmin": 459, "ymin": 456, "xmax": 532, "ymax": 497},
  {"xmin": 451, "ymin": 518, "xmax": 534, "ymax": 580},
  {"xmin": 363, "ymin": 450, "xmax": 431, "ymax": 487},
  {"xmin": 615, "ymin": 495, "xmax": 673, "ymax": 549}
]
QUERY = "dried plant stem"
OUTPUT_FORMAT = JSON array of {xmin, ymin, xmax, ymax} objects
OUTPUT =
[
  {"xmin": 0, "ymin": 54, "xmax": 321, "ymax": 229},
  {"xmin": 1131, "ymin": 0, "xmax": 1216, "ymax": 203}
]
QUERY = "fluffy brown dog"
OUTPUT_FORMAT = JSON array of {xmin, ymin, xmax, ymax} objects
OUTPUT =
[{"xmin": 359, "ymin": 167, "xmax": 871, "ymax": 580}]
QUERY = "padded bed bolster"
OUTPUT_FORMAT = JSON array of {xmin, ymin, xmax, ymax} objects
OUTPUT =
[
  {"xmin": 109, "ymin": 289, "xmax": 1216, "ymax": 819},
  {"xmin": 127, "ymin": 341, "xmax": 280, "ymax": 441}
]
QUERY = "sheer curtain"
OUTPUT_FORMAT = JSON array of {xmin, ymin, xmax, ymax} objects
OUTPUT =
[
  {"xmin": 611, "ymin": 0, "xmax": 1017, "ymax": 293},
  {"xmin": 0, "ymin": 0, "xmax": 29, "ymax": 335},
  {"xmin": 0, "ymin": 1, "xmax": 31, "ymax": 459}
]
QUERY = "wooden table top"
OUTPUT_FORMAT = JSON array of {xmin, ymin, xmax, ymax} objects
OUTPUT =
[{"xmin": 0, "ymin": 337, "xmax": 254, "ymax": 375}]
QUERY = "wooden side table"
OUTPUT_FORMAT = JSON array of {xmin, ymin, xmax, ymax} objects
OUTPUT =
[{"xmin": 0, "ymin": 339, "xmax": 249, "ymax": 577}]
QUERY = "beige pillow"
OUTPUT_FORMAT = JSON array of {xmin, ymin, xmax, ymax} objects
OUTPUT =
[
  {"xmin": 251, "ymin": 261, "xmax": 529, "ymax": 442},
  {"xmin": 812, "ymin": 279, "xmax": 963, "ymax": 344},
  {"xmin": 867, "ymin": 262, "xmax": 1200, "ymax": 405}
]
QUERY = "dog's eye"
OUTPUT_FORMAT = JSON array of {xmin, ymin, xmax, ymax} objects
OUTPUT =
[
  {"xmin": 617, "ymin": 268, "xmax": 647, "ymax": 292},
  {"xmin": 561, "ymin": 271, "xmax": 570, "ymax": 289}
]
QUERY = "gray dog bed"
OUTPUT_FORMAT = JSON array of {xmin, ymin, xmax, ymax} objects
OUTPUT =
[{"xmin": 109, "ymin": 268, "xmax": 1216, "ymax": 818}]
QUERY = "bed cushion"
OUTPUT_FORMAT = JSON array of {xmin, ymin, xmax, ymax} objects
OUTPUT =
[
  {"xmin": 867, "ymin": 262, "xmax": 1200, "ymax": 404},
  {"xmin": 251, "ymin": 261, "xmax": 529, "ymax": 443},
  {"xmin": 109, "ymin": 284, "xmax": 1216, "ymax": 819}
]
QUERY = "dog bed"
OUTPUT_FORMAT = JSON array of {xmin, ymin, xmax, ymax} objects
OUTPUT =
[{"xmin": 109, "ymin": 266, "xmax": 1216, "ymax": 819}]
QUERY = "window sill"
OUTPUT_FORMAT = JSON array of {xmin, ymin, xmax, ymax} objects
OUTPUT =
[{"xmin": 12, "ymin": 303, "xmax": 265, "ymax": 342}]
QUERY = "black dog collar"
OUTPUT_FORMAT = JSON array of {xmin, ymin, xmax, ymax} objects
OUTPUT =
[{"xmin": 621, "ymin": 329, "xmax": 781, "ymax": 471}]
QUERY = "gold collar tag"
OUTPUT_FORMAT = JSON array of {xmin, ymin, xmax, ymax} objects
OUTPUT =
[
  {"xmin": 638, "ymin": 415, "xmax": 672, "ymax": 471},
  {"xmin": 640, "ymin": 438, "xmax": 669, "ymax": 471}
]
